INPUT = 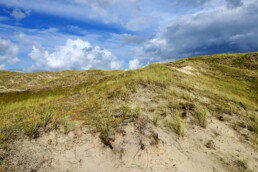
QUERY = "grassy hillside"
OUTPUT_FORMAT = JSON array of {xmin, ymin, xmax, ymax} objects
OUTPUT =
[{"xmin": 0, "ymin": 52, "xmax": 257, "ymax": 171}]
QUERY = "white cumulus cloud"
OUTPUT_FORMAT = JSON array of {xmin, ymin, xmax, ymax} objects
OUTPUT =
[
  {"xmin": 28, "ymin": 39, "xmax": 123, "ymax": 71},
  {"xmin": 0, "ymin": 37, "xmax": 20, "ymax": 64},
  {"xmin": 128, "ymin": 58, "xmax": 142, "ymax": 70}
]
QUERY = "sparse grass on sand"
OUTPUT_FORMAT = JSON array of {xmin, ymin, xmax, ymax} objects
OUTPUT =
[{"xmin": 0, "ymin": 52, "xmax": 257, "ymax": 170}]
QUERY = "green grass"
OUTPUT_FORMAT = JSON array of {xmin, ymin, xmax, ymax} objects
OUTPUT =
[
  {"xmin": 165, "ymin": 110, "xmax": 185, "ymax": 136},
  {"xmin": 135, "ymin": 104, "xmax": 141, "ymax": 119},
  {"xmin": 121, "ymin": 104, "xmax": 131, "ymax": 120},
  {"xmin": 63, "ymin": 116, "xmax": 70, "ymax": 134},
  {"xmin": 194, "ymin": 103, "xmax": 207, "ymax": 128},
  {"xmin": 152, "ymin": 114, "xmax": 159, "ymax": 127},
  {"xmin": 174, "ymin": 117, "xmax": 184, "ymax": 136}
]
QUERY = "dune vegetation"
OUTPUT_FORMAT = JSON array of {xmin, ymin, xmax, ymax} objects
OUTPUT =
[{"xmin": 0, "ymin": 52, "xmax": 257, "ymax": 171}]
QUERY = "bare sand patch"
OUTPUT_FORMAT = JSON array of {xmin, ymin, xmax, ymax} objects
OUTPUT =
[
  {"xmin": 173, "ymin": 66, "xmax": 194, "ymax": 75},
  {"xmin": 4, "ymin": 114, "xmax": 257, "ymax": 172}
]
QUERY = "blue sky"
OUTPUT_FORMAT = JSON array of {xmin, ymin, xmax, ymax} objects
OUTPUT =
[{"xmin": 0, "ymin": 0, "xmax": 257, "ymax": 72}]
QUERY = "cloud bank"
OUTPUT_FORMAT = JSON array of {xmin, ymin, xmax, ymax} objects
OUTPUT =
[
  {"xmin": 0, "ymin": 0, "xmax": 257, "ymax": 71},
  {"xmin": 28, "ymin": 39, "xmax": 123, "ymax": 72},
  {"xmin": 0, "ymin": 37, "xmax": 20, "ymax": 65},
  {"xmin": 135, "ymin": 1, "xmax": 258, "ymax": 65}
]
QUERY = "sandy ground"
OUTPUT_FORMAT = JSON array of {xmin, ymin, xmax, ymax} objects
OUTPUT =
[
  {"xmin": 2, "ymin": 75, "xmax": 257, "ymax": 172},
  {"xmin": 172, "ymin": 66, "xmax": 194, "ymax": 75},
  {"xmin": 4, "ymin": 114, "xmax": 258, "ymax": 172}
]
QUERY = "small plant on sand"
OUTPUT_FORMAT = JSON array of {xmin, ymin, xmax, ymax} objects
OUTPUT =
[
  {"xmin": 135, "ymin": 104, "xmax": 141, "ymax": 119},
  {"xmin": 121, "ymin": 104, "xmax": 131, "ymax": 120},
  {"xmin": 182, "ymin": 91, "xmax": 191, "ymax": 101},
  {"xmin": 132, "ymin": 84, "xmax": 137, "ymax": 93},
  {"xmin": 252, "ymin": 134, "xmax": 257, "ymax": 150},
  {"xmin": 23, "ymin": 118, "xmax": 39, "ymax": 138},
  {"xmin": 41, "ymin": 107, "xmax": 52, "ymax": 129},
  {"xmin": 247, "ymin": 113, "xmax": 258, "ymax": 134},
  {"xmin": 95, "ymin": 112, "xmax": 114, "ymax": 149},
  {"xmin": 93, "ymin": 111, "xmax": 113, "ymax": 138},
  {"xmin": 235, "ymin": 158, "xmax": 248, "ymax": 172},
  {"xmin": 0, "ymin": 127, "xmax": 5, "ymax": 146},
  {"xmin": 152, "ymin": 114, "xmax": 159, "ymax": 127},
  {"xmin": 160, "ymin": 106, "xmax": 167, "ymax": 117},
  {"xmin": 103, "ymin": 113, "xmax": 112, "ymax": 137},
  {"xmin": 148, "ymin": 107, "xmax": 156, "ymax": 112},
  {"xmin": 166, "ymin": 111, "xmax": 185, "ymax": 136},
  {"xmin": 173, "ymin": 113, "xmax": 185, "ymax": 136},
  {"xmin": 168, "ymin": 99, "xmax": 180, "ymax": 110},
  {"xmin": 63, "ymin": 117, "xmax": 70, "ymax": 134},
  {"xmin": 195, "ymin": 103, "xmax": 207, "ymax": 128},
  {"xmin": 0, "ymin": 157, "xmax": 6, "ymax": 172}
]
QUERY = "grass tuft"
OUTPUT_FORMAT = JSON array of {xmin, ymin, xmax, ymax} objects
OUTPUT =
[
  {"xmin": 235, "ymin": 158, "xmax": 248, "ymax": 172},
  {"xmin": 166, "ymin": 110, "xmax": 185, "ymax": 136},
  {"xmin": 173, "ymin": 112, "xmax": 185, "ymax": 136},
  {"xmin": 63, "ymin": 116, "xmax": 70, "ymax": 134},
  {"xmin": 121, "ymin": 104, "xmax": 131, "ymax": 120},
  {"xmin": 194, "ymin": 103, "xmax": 207, "ymax": 128},
  {"xmin": 152, "ymin": 114, "xmax": 159, "ymax": 127},
  {"xmin": 135, "ymin": 104, "xmax": 141, "ymax": 119}
]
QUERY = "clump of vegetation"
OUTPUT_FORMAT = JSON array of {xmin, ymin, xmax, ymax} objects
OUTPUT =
[
  {"xmin": 173, "ymin": 112, "xmax": 185, "ymax": 136},
  {"xmin": 135, "ymin": 104, "xmax": 141, "ymax": 119},
  {"xmin": 194, "ymin": 103, "xmax": 207, "ymax": 128},
  {"xmin": 148, "ymin": 107, "xmax": 156, "ymax": 112},
  {"xmin": 160, "ymin": 106, "xmax": 168, "ymax": 117},
  {"xmin": 252, "ymin": 134, "xmax": 257, "ymax": 150},
  {"xmin": 22, "ymin": 118, "xmax": 40, "ymax": 138},
  {"xmin": 63, "ymin": 116, "xmax": 70, "ymax": 134},
  {"xmin": 166, "ymin": 110, "xmax": 185, "ymax": 136},
  {"xmin": 168, "ymin": 100, "xmax": 180, "ymax": 110},
  {"xmin": 0, "ymin": 128, "xmax": 6, "ymax": 148},
  {"xmin": 152, "ymin": 114, "xmax": 159, "ymax": 127},
  {"xmin": 121, "ymin": 104, "xmax": 131, "ymax": 120},
  {"xmin": 182, "ymin": 91, "xmax": 191, "ymax": 101},
  {"xmin": 247, "ymin": 113, "xmax": 258, "ymax": 134},
  {"xmin": 93, "ymin": 112, "xmax": 115, "ymax": 149},
  {"xmin": 235, "ymin": 158, "xmax": 248, "ymax": 172},
  {"xmin": 41, "ymin": 108, "xmax": 53, "ymax": 129}
]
